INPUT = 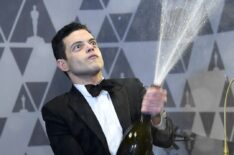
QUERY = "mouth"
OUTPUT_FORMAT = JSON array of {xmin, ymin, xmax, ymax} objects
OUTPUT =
[{"xmin": 88, "ymin": 54, "xmax": 98, "ymax": 60}]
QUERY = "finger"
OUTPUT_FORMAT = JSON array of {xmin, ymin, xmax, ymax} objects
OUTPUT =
[{"xmin": 141, "ymin": 106, "xmax": 162, "ymax": 115}]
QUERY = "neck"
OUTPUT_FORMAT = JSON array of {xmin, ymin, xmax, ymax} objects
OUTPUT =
[{"xmin": 69, "ymin": 71, "xmax": 103, "ymax": 85}]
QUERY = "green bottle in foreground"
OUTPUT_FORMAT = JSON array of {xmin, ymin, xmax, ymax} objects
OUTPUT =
[{"xmin": 116, "ymin": 114, "xmax": 153, "ymax": 155}]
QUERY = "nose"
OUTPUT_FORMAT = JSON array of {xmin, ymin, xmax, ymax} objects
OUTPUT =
[{"xmin": 85, "ymin": 42, "xmax": 94, "ymax": 53}]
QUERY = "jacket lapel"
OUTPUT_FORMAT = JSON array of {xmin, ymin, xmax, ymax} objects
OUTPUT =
[
  {"xmin": 108, "ymin": 81, "xmax": 132, "ymax": 133},
  {"xmin": 68, "ymin": 86, "xmax": 109, "ymax": 151}
]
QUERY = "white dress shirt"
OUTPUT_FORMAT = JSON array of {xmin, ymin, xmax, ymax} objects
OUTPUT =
[{"xmin": 74, "ymin": 84, "xmax": 123, "ymax": 155}]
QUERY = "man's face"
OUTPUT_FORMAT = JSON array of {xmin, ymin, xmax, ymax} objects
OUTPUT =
[{"xmin": 61, "ymin": 29, "xmax": 104, "ymax": 77}]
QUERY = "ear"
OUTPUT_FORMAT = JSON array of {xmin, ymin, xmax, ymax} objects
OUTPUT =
[{"xmin": 57, "ymin": 59, "xmax": 69, "ymax": 72}]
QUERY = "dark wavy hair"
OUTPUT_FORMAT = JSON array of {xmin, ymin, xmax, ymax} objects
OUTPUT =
[{"xmin": 51, "ymin": 22, "xmax": 91, "ymax": 60}]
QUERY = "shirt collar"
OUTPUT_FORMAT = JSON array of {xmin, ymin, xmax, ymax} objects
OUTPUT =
[{"xmin": 74, "ymin": 84, "xmax": 92, "ymax": 97}]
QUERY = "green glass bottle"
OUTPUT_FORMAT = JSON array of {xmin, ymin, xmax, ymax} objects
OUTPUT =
[{"xmin": 116, "ymin": 114, "xmax": 153, "ymax": 155}]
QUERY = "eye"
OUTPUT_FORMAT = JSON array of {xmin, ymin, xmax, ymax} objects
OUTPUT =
[
  {"xmin": 90, "ymin": 40, "xmax": 97, "ymax": 46},
  {"xmin": 74, "ymin": 44, "xmax": 81, "ymax": 49},
  {"xmin": 72, "ymin": 43, "xmax": 84, "ymax": 52}
]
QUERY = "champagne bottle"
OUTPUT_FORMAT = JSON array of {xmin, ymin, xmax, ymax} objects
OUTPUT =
[{"xmin": 116, "ymin": 114, "xmax": 153, "ymax": 155}]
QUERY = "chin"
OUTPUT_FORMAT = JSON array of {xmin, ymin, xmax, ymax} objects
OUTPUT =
[
  {"xmin": 92, "ymin": 63, "xmax": 103, "ymax": 71},
  {"xmin": 91, "ymin": 68, "xmax": 102, "ymax": 76}
]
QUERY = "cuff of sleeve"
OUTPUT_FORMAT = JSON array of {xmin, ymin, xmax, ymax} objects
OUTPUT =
[{"xmin": 151, "ymin": 110, "xmax": 167, "ymax": 130}]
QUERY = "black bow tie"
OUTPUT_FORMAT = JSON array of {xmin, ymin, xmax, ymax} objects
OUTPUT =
[{"xmin": 85, "ymin": 79, "xmax": 114, "ymax": 97}]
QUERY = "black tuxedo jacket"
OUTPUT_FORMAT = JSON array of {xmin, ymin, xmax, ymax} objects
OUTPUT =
[{"xmin": 42, "ymin": 78, "xmax": 174, "ymax": 155}]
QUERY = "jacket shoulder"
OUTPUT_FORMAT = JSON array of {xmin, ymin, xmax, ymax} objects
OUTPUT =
[
  {"xmin": 41, "ymin": 92, "xmax": 70, "ymax": 115},
  {"xmin": 110, "ymin": 78, "xmax": 143, "ymax": 87}
]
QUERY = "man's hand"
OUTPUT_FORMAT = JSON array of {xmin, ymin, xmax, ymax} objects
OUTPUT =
[{"xmin": 141, "ymin": 85, "xmax": 167, "ymax": 116}]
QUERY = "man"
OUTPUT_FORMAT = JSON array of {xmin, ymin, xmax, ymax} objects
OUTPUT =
[{"xmin": 42, "ymin": 22, "xmax": 174, "ymax": 155}]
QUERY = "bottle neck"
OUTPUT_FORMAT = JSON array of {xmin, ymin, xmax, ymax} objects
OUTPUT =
[{"xmin": 141, "ymin": 114, "xmax": 151, "ymax": 122}]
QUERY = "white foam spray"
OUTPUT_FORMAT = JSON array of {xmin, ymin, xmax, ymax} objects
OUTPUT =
[{"xmin": 154, "ymin": 0, "xmax": 220, "ymax": 85}]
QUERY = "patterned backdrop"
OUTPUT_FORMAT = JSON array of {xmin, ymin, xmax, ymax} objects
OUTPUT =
[{"xmin": 1, "ymin": 0, "xmax": 234, "ymax": 154}]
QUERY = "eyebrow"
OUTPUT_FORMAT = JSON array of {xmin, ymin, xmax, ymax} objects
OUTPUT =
[{"xmin": 89, "ymin": 38, "xmax": 96, "ymax": 42}]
